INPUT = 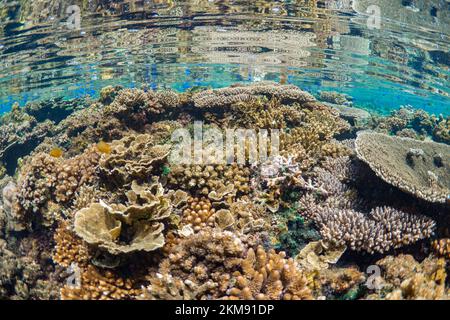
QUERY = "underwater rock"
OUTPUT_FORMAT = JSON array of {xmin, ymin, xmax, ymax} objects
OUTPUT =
[{"xmin": 355, "ymin": 131, "xmax": 450, "ymax": 204}]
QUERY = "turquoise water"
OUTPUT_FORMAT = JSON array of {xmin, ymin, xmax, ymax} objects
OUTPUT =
[{"xmin": 0, "ymin": 0, "xmax": 449, "ymax": 116}]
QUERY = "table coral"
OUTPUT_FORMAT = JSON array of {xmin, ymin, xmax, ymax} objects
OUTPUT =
[
  {"xmin": 356, "ymin": 131, "xmax": 450, "ymax": 203},
  {"xmin": 192, "ymin": 82, "xmax": 316, "ymax": 109}
]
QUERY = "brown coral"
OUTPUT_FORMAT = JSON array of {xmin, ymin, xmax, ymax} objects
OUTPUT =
[
  {"xmin": 356, "ymin": 131, "xmax": 450, "ymax": 203},
  {"xmin": 99, "ymin": 133, "xmax": 171, "ymax": 186},
  {"xmin": 226, "ymin": 246, "xmax": 313, "ymax": 300},
  {"xmin": 61, "ymin": 265, "xmax": 142, "ymax": 300},
  {"xmin": 74, "ymin": 181, "xmax": 172, "ymax": 256},
  {"xmin": 192, "ymin": 82, "xmax": 316, "ymax": 109},
  {"xmin": 15, "ymin": 146, "xmax": 100, "ymax": 227}
]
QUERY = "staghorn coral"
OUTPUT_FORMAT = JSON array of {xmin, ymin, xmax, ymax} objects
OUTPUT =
[
  {"xmin": 226, "ymin": 246, "xmax": 313, "ymax": 300},
  {"xmin": 73, "ymin": 181, "xmax": 172, "ymax": 256},
  {"xmin": 356, "ymin": 131, "xmax": 450, "ymax": 203},
  {"xmin": 302, "ymin": 204, "xmax": 435, "ymax": 254},
  {"xmin": 192, "ymin": 82, "xmax": 316, "ymax": 109}
]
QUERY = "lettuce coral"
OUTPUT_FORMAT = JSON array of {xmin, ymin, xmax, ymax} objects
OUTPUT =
[{"xmin": 73, "ymin": 181, "xmax": 172, "ymax": 256}]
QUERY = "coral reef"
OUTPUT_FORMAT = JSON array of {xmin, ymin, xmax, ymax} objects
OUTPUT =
[
  {"xmin": 192, "ymin": 82, "xmax": 316, "ymax": 109},
  {"xmin": 368, "ymin": 254, "xmax": 449, "ymax": 300},
  {"xmin": 355, "ymin": 131, "xmax": 450, "ymax": 204},
  {"xmin": 99, "ymin": 133, "xmax": 171, "ymax": 186},
  {"xmin": 226, "ymin": 246, "xmax": 313, "ymax": 300},
  {"xmin": 74, "ymin": 181, "xmax": 172, "ymax": 256},
  {"xmin": 1, "ymin": 83, "xmax": 449, "ymax": 301},
  {"xmin": 15, "ymin": 146, "xmax": 100, "ymax": 228}
]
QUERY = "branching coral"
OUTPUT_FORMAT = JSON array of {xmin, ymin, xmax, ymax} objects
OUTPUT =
[
  {"xmin": 60, "ymin": 265, "xmax": 142, "ymax": 300},
  {"xmin": 103, "ymin": 88, "xmax": 180, "ymax": 129},
  {"xmin": 226, "ymin": 246, "xmax": 313, "ymax": 300},
  {"xmin": 230, "ymin": 97, "xmax": 305, "ymax": 129},
  {"xmin": 53, "ymin": 221, "xmax": 89, "ymax": 268},
  {"xmin": 307, "ymin": 205, "xmax": 435, "ymax": 254},
  {"xmin": 280, "ymin": 108, "xmax": 350, "ymax": 169},
  {"xmin": 298, "ymin": 154, "xmax": 436, "ymax": 254},
  {"xmin": 432, "ymin": 238, "xmax": 450, "ymax": 259},
  {"xmin": 167, "ymin": 163, "xmax": 251, "ymax": 196},
  {"xmin": 369, "ymin": 254, "xmax": 449, "ymax": 300}
]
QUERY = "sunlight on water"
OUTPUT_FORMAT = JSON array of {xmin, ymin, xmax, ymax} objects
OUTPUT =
[{"xmin": 0, "ymin": 0, "xmax": 449, "ymax": 115}]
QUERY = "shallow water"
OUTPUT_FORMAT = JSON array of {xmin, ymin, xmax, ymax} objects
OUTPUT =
[
  {"xmin": 0, "ymin": 0, "xmax": 449, "ymax": 115},
  {"xmin": 0, "ymin": 0, "xmax": 449, "ymax": 302}
]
